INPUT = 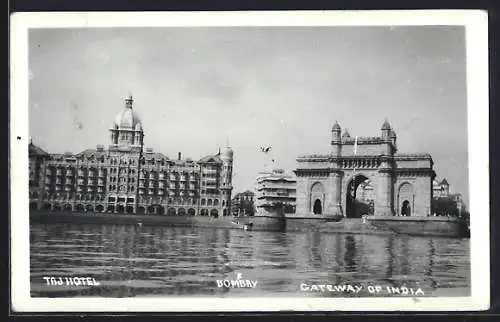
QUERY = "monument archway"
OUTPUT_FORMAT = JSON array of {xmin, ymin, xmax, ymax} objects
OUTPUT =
[
  {"xmin": 294, "ymin": 121, "xmax": 435, "ymax": 218},
  {"xmin": 345, "ymin": 174, "xmax": 370, "ymax": 218}
]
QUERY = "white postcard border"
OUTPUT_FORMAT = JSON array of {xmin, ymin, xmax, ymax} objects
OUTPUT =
[{"xmin": 10, "ymin": 10, "xmax": 490, "ymax": 312}]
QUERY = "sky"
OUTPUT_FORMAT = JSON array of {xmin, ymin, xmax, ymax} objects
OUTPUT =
[{"xmin": 28, "ymin": 26, "xmax": 469, "ymax": 204}]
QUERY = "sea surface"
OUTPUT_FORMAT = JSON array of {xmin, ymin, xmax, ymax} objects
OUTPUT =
[{"xmin": 30, "ymin": 223, "xmax": 470, "ymax": 297}]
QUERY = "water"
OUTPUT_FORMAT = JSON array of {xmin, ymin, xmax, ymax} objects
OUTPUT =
[{"xmin": 30, "ymin": 223, "xmax": 470, "ymax": 297}]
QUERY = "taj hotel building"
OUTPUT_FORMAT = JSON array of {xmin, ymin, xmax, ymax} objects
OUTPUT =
[{"xmin": 29, "ymin": 95, "xmax": 234, "ymax": 217}]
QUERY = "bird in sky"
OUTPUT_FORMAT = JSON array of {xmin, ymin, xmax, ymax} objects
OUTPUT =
[{"xmin": 260, "ymin": 146, "xmax": 272, "ymax": 153}]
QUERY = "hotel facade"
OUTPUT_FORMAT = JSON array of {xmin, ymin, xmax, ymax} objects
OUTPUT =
[{"xmin": 29, "ymin": 96, "xmax": 234, "ymax": 217}]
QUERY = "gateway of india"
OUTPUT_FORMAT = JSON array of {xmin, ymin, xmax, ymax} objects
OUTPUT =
[{"xmin": 294, "ymin": 121, "xmax": 436, "ymax": 218}]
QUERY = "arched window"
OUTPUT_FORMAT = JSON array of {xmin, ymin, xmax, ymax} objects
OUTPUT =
[{"xmin": 398, "ymin": 183, "xmax": 414, "ymax": 216}]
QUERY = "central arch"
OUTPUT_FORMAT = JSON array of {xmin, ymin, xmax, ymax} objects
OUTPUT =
[{"xmin": 346, "ymin": 174, "xmax": 370, "ymax": 218}]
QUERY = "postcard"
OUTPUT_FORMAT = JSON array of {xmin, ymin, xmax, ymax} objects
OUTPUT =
[{"xmin": 10, "ymin": 10, "xmax": 490, "ymax": 312}]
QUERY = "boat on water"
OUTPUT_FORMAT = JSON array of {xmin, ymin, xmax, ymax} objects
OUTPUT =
[
  {"xmin": 230, "ymin": 218, "xmax": 254, "ymax": 231},
  {"xmin": 323, "ymin": 215, "xmax": 344, "ymax": 222}
]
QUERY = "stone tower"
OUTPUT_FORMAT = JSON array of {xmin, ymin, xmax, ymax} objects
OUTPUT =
[
  {"xmin": 376, "ymin": 119, "xmax": 396, "ymax": 216},
  {"xmin": 220, "ymin": 146, "xmax": 234, "ymax": 216},
  {"xmin": 327, "ymin": 121, "xmax": 343, "ymax": 217}
]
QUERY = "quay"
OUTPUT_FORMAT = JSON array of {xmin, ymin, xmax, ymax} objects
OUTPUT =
[{"xmin": 30, "ymin": 211, "xmax": 468, "ymax": 238}]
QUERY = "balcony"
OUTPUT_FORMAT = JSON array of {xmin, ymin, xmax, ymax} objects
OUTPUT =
[{"xmin": 87, "ymin": 187, "xmax": 94, "ymax": 192}]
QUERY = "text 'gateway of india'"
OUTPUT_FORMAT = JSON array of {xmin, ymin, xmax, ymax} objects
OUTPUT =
[{"xmin": 294, "ymin": 121, "xmax": 436, "ymax": 218}]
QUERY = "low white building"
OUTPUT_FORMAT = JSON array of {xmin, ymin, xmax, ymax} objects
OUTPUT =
[{"xmin": 255, "ymin": 168, "xmax": 296, "ymax": 214}]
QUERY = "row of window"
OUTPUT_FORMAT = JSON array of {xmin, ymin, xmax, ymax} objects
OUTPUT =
[
  {"xmin": 42, "ymin": 166, "xmax": 226, "ymax": 177},
  {"xmin": 35, "ymin": 194, "xmax": 227, "ymax": 206}
]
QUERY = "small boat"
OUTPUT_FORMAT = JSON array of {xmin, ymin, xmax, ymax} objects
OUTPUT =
[{"xmin": 231, "ymin": 218, "xmax": 253, "ymax": 231}]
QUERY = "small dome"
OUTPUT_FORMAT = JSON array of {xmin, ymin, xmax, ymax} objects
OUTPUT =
[
  {"xmin": 342, "ymin": 129, "xmax": 351, "ymax": 138},
  {"xmin": 381, "ymin": 119, "xmax": 391, "ymax": 130},
  {"xmin": 332, "ymin": 121, "xmax": 341, "ymax": 131},
  {"xmin": 389, "ymin": 129, "xmax": 396, "ymax": 138},
  {"xmin": 222, "ymin": 146, "xmax": 233, "ymax": 160},
  {"xmin": 112, "ymin": 96, "xmax": 142, "ymax": 130}
]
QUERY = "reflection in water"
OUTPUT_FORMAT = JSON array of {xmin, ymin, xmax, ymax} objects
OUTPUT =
[
  {"xmin": 344, "ymin": 236, "xmax": 357, "ymax": 272},
  {"xmin": 30, "ymin": 223, "xmax": 470, "ymax": 297}
]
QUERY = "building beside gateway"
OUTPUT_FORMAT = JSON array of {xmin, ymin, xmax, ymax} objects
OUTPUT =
[
  {"xmin": 255, "ymin": 168, "xmax": 297, "ymax": 215},
  {"xmin": 28, "ymin": 95, "xmax": 234, "ymax": 217}
]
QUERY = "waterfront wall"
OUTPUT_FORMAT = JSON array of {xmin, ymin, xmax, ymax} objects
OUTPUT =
[
  {"xmin": 30, "ymin": 211, "xmax": 467, "ymax": 237},
  {"xmin": 367, "ymin": 216, "xmax": 468, "ymax": 238},
  {"xmin": 285, "ymin": 217, "xmax": 394, "ymax": 235},
  {"xmin": 30, "ymin": 211, "xmax": 239, "ymax": 229},
  {"xmin": 31, "ymin": 211, "xmax": 389, "ymax": 235}
]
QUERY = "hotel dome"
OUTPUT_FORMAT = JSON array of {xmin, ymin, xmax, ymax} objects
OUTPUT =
[{"xmin": 112, "ymin": 95, "xmax": 142, "ymax": 130}]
